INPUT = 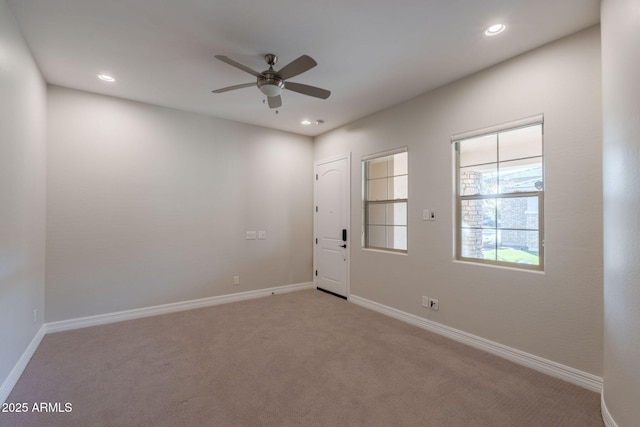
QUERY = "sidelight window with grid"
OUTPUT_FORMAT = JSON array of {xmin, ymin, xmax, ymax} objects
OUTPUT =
[
  {"xmin": 362, "ymin": 149, "xmax": 408, "ymax": 252},
  {"xmin": 455, "ymin": 121, "xmax": 544, "ymax": 270}
]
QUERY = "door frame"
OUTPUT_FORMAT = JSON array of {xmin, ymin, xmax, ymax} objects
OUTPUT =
[{"xmin": 313, "ymin": 153, "xmax": 351, "ymax": 300}]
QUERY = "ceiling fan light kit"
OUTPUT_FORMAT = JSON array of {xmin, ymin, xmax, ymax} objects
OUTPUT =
[
  {"xmin": 212, "ymin": 53, "xmax": 330, "ymax": 109},
  {"xmin": 257, "ymin": 78, "xmax": 284, "ymax": 97}
]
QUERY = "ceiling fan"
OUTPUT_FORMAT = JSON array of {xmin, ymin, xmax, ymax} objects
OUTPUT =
[{"xmin": 212, "ymin": 54, "xmax": 331, "ymax": 109}]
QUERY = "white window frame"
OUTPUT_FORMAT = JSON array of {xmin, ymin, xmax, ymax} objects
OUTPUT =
[
  {"xmin": 453, "ymin": 116, "xmax": 544, "ymax": 271},
  {"xmin": 362, "ymin": 147, "xmax": 408, "ymax": 253}
]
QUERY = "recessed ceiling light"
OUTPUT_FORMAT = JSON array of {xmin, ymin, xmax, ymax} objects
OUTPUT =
[
  {"xmin": 484, "ymin": 24, "xmax": 506, "ymax": 36},
  {"xmin": 301, "ymin": 120, "xmax": 312, "ymax": 125},
  {"xmin": 97, "ymin": 74, "xmax": 116, "ymax": 82}
]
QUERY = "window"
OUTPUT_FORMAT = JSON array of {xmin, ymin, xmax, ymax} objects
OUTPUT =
[
  {"xmin": 454, "ymin": 119, "xmax": 543, "ymax": 270},
  {"xmin": 362, "ymin": 148, "xmax": 408, "ymax": 252}
]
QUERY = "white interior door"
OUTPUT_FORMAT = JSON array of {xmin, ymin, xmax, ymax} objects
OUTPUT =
[{"xmin": 314, "ymin": 154, "xmax": 350, "ymax": 298}]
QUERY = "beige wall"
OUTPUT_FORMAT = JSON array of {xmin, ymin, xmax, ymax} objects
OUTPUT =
[
  {"xmin": 46, "ymin": 86, "xmax": 313, "ymax": 321},
  {"xmin": 2, "ymin": 4, "xmax": 611, "ymax": 406},
  {"xmin": 0, "ymin": 0, "xmax": 47, "ymax": 385},
  {"xmin": 601, "ymin": 0, "xmax": 640, "ymax": 425},
  {"xmin": 315, "ymin": 27, "xmax": 603, "ymax": 375}
]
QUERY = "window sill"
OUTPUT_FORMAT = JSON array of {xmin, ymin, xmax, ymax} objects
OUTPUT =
[
  {"xmin": 362, "ymin": 248, "xmax": 408, "ymax": 256},
  {"xmin": 453, "ymin": 259, "xmax": 545, "ymax": 274}
]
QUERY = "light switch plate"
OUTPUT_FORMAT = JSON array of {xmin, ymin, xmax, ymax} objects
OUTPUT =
[{"xmin": 246, "ymin": 231, "xmax": 257, "ymax": 240}]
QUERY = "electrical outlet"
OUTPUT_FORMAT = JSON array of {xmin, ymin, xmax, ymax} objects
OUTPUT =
[
  {"xmin": 428, "ymin": 297, "xmax": 439, "ymax": 311},
  {"xmin": 233, "ymin": 276, "xmax": 239, "ymax": 285},
  {"xmin": 422, "ymin": 296, "xmax": 429, "ymax": 307},
  {"xmin": 429, "ymin": 210, "xmax": 436, "ymax": 221},
  {"xmin": 257, "ymin": 231, "xmax": 266, "ymax": 240}
]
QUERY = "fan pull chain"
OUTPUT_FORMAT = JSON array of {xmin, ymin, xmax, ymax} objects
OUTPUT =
[{"xmin": 261, "ymin": 98, "xmax": 279, "ymax": 113}]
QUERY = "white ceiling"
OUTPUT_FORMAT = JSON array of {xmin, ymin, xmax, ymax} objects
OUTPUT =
[{"xmin": 7, "ymin": 0, "xmax": 600, "ymax": 137}]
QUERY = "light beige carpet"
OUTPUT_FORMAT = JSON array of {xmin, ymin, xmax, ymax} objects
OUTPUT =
[{"xmin": 1, "ymin": 289, "xmax": 602, "ymax": 426}]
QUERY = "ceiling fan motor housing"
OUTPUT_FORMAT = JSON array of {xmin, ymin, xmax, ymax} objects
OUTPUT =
[{"xmin": 257, "ymin": 72, "xmax": 285, "ymax": 97}]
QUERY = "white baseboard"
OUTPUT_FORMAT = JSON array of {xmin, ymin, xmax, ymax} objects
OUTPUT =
[
  {"xmin": 46, "ymin": 282, "xmax": 314, "ymax": 333},
  {"xmin": 350, "ymin": 294, "xmax": 603, "ymax": 393},
  {"xmin": 601, "ymin": 393, "xmax": 618, "ymax": 427},
  {"xmin": 0, "ymin": 325, "xmax": 46, "ymax": 404},
  {"xmin": 2, "ymin": 283, "xmax": 313, "ymax": 404},
  {"xmin": 3, "ymin": 284, "xmax": 604, "ymax": 413}
]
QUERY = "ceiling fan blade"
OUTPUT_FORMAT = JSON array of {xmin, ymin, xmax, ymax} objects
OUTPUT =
[
  {"xmin": 211, "ymin": 82, "xmax": 256, "ymax": 93},
  {"xmin": 284, "ymin": 82, "xmax": 331, "ymax": 99},
  {"xmin": 215, "ymin": 55, "xmax": 262, "ymax": 78},
  {"xmin": 267, "ymin": 95, "xmax": 282, "ymax": 109},
  {"xmin": 277, "ymin": 55, "xmax": 317, "ymax": 80}
]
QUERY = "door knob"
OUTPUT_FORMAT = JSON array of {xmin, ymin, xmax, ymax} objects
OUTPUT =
[{"xmin": 339, "ymin": 244, "xmax": 347, "ymax": 248}]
